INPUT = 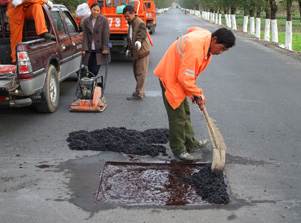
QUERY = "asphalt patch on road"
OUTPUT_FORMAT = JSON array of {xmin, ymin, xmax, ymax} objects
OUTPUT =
[
  {"xmin": 66, "ymin": 127, "xmax": 229, "ymax": 207},
  {"xmin": 179, "ymin": 163, "xmax": 229, "ymax": 204},
  {"xmin": 96, "ymin": 161, "xmax": 229, "ymax": 206},
  {"xmin": 67, "ymin": 127, "xmax": 169, "ymax": 157}
]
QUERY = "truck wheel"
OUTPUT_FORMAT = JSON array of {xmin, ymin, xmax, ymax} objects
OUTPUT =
[{"xmin": 35, "ymin": 65, "xmax": 59, "ymax": 113}]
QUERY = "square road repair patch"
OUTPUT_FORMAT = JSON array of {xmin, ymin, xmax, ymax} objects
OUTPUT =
[{"xmin": 96, "ymin": 162, "xmax": 229, "ymax": 206}]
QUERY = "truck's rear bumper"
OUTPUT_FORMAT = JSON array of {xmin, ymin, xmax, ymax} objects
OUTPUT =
[
  {"xmin": 110, "ymin": 34, "xmax": 127, "ymax": 47},
  {"xmin": 0, "ymin": 98, "xmax": 32, "ymax": 108},
  {"xmin": 19, "ymin": 69, "xmax": 46, "ymax": 96},
  {"xmin": 0, "ymin": 74, "xmax": 40, "ymax": 108},
  {"xmin": 146, "ymin": 20, "xmax": 156, "ymax": 27},
  {"xmin": 0, "ymin": 86, "xmax": 32, "ymax": 108}
]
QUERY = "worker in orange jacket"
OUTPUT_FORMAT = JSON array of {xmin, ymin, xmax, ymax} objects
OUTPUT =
[
  {"xmin": 154, "ymin": 27, "xmax": 236, "ymax": 161},
  {"xmin": 6, "ymin": 0, "xmax": 54, "ymax": 63}
]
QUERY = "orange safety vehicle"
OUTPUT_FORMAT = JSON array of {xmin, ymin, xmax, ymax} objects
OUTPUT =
[
  {"xmin": 144, "ymin": 1, "xmax": 156, "ymax": 34},
  {"xmin": 76, "ymin": 0, "xmax": 152, "ymax": 53}
]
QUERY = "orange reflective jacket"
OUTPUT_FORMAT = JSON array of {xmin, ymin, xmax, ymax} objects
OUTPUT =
[
  {"xmin": 154, "ymin": 27, "xmax": 212, "ymax": 109},
  {"xmin": 7, "ymin": 0, "xmax": 48, "ymax": 62}
]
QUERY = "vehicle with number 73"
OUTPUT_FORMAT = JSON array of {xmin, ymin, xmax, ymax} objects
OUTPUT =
[{"xmin": 77, "ymin": 0, "xmax": 149, "ymax": 53}]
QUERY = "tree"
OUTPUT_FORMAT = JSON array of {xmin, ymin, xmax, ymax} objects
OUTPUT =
[
  {"xmin": 230, "ymin": 0, "xmax": 238, "ymax": 30},
  {"xmin": 298, "ymin": 0, "xmax": 301, "ymax": 22},
  {"xmin": 179, "ymin": 0, "xmax": 197, "ymax": 9},
  {"xmin": 264, "ymin": 0, "xmax": 271, "ymax": 41},
  {"xmin": 153, "ymin": 0, "xmax": 173, "ymax": 8},
  {"xmin": 255, "ymin": 0, "xmax": 265, "ymax": 38},
  {"xmin": 285, "ymin": 0, "xmax": 293, "ymax": 50},
  {"xmin": 53, "ymin": 0, "xmax": 85, "ymax": 11},
  {"xmin": 270, "ymin": 0, "xmax": 278, "ymax": 42},
  {"xmin": 249, "ymin": 0, "xmax": 256, "ymax": 35},
  {"xmin": 241, "ymin": 0, "xmax": 251, "ymax": 32}
]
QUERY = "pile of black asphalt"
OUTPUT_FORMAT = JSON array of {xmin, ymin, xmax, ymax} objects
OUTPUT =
[
  {"xmin": 67, "ymin": 127, "xmax": 229, "ymax": 204},
  {"xmin": 179, "ymin": 163, "xmax": 230, "ymax": 204},
  {"xmin": 67, "ymin": 127, "xmax": 169, "ymax": 157}
]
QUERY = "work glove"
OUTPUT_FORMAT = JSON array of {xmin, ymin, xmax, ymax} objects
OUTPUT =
[
  {"xmin": 12, "ymin": 0, "xmax": 23, "ymax": 8},
  {"xmin": 135, "ymin": 41, "xmax": 141, "ymax": 50},
  {"xmin": 46, "ymin": 0, "xmax": 53, "ymax": 9},
  {"xmin": 125, "ymin": 50, "xmax": 131, "ymax": 59}
]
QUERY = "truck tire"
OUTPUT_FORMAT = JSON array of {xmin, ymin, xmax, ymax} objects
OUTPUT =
[{"xmin": 35, "ymin": 65, "xmax": 60, "ymax": 113}]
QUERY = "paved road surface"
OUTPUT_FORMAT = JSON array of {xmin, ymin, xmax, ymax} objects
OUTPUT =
[{"xmin": 0, "ymin": 7, "xmax": 301, "ymax": 223}]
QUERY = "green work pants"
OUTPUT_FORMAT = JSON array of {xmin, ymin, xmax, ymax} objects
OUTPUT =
[{"xmin": 160, "ymin": 80, "xmax": 199, "ymax": 157}]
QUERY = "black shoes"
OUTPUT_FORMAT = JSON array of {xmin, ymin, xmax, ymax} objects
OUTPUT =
[
  {"xmin": 39, "ymin": 32, "xmax": 55, "ymax": 40},
  {"xmin": 126, "ymin": 95, "xmax": 143, "ymax": 100}
]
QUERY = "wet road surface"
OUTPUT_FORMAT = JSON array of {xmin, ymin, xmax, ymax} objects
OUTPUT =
[{"xmin": 1, "ymin": 7, "xmax": 301, "ymax": 223}]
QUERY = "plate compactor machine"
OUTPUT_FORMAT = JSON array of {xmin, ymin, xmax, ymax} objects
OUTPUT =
[{"xmin": 70, "ymin": 52, "xmax": 109, "ymax": 112}]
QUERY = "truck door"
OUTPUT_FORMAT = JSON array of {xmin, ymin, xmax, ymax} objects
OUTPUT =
[
  {"xmin": 60, "ymin": 9, "xmax": 82, "ymax": 79},
  {"xmin": 49, "ymin": 9, "xmax": 74, "ymax": 81}
]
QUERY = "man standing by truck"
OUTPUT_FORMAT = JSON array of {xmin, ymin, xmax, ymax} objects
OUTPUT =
[
  {"xmin": 154, "ymin": 27, "xmax": 236, "ymax": 160},
  {"xmin": 123, "ymin": 5, "xmax": 150, "ymax": 100},
  {"xmin": 6, "ymin": 0, "xmax": 54, "ymax": 63}
]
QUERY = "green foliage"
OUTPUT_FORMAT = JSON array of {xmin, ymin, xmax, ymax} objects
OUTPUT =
[
  {"xmin": 189, "ymin": 0, "xmax": 300, "ymax": 16},
  {"xmin": 53, "ymin": 0, "xmax": 86, "ymax": 11},
  {"xmin": 260, "ymin": 32, "xmax": 301, "ymax": 51},
  {"xmin": 152, "ymin": 0, "xmax": 174, "ymax": 8},
  {"xmin": 179, "ymin": 0, "xmax": 199, "ymax": 9}
]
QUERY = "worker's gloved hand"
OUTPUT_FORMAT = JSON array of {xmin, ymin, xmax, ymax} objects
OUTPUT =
[
  {"xmin": 135, "ymin": 41, "xmax": 141, "ymax": 50},
  {"xmin": 12, "ymin": 0, "xmax": 23, "ymax": 8},
  {"xmin": 126, "ymin": 50, "xmax": 131, "ymax": 59},
  {"xmin": 46, "ymin": 0, "xmax": 54, "ymax": 9}
]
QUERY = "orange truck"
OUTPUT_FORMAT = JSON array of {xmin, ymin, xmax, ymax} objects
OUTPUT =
[
  {"xmin": 76, "ymin": 0, "xmax": 152, "ymax": 53},
  {"xmin": 144, "ymin": 1, "xmax": 156, "ymax": 34}
]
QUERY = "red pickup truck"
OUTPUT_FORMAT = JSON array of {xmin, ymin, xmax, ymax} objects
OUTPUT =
[{"xmin": 0, "ymin": 1, "xmax": 83, "ymax": 112}]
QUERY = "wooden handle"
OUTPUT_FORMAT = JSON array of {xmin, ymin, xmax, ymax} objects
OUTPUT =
[{"xmin": 203, "ymin": 106, "xmax": 219, "ymax": 150}]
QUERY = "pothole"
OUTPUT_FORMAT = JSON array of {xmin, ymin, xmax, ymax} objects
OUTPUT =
[{"xmin": 96, "ymin": 162, "xmax": 229, "ymax": 206}]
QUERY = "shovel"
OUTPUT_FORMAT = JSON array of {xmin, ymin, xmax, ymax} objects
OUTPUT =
[{"xmin": 202, "ymin": 106, "xmax": 227, "ymax": 174}]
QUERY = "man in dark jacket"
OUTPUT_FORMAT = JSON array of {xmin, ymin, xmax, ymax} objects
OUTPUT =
[{"xmin": 123, "ymin": 5, "xmax": 150, "ymax": 100}]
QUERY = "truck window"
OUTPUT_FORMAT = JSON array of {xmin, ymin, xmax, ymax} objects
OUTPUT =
[
  {"xmin": 113, "ymin": 0, "xmax": 119, "ymax": 7},
  {"xmin": 50, "ymin": 11, "xmax": 66, "ymax": 36},
  {"xmin": 106, "ymin": 0, "xmax": 119, "ymax": 7},
  {"xmin": 121, "ymin": 0, "xmax": 127, "ymax": 5},
  {"xmin": 61, "ymin": 11, "xmax": 77, "ymax": 34},
  {"xmin": 145, "ymin": 3, "xmax": 150, "ymax": 9},
  {"xmin": 105, "ymin": 0, "xmax": 111, "ymax": 7},
  {"xmin": 129, "ymin": 1, "xmax": 135, "ymax": 7},
  {"xmin": 97, "ymin": 0, "xmax": 104, "ymax": 7}
]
